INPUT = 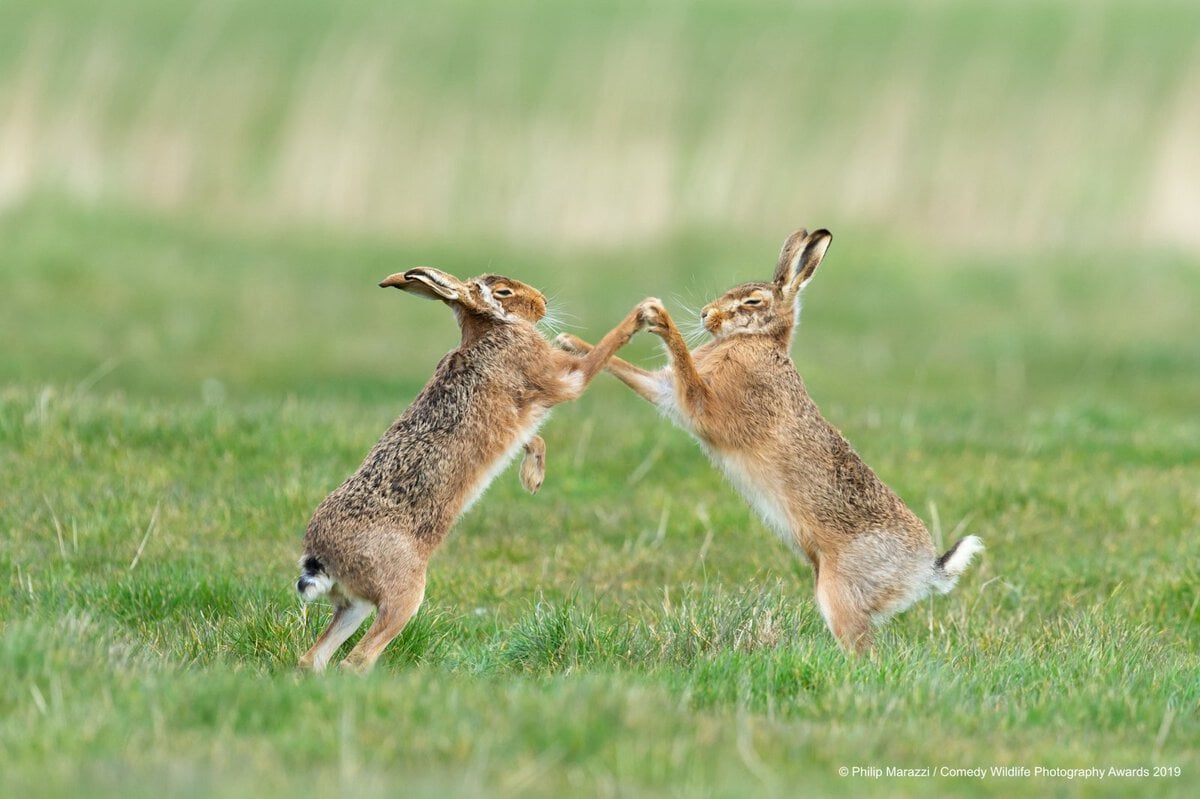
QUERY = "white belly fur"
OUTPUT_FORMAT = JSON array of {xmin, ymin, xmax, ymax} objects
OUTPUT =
[
  {"xmin": 458, "ymin": 408, "xmax": 550, "ymax": 515},
  {"xmin": 652, "ymin": 371, "xmax": 799, "ymax": 551},
  {"xmin": 711, "ymin": 452, "xmax": 799, "ymax": 550},
  {"xmin": 652, "ymin": 372, "xmax": 937, "ymax": 616},
  {"xmin": 651, "ymin": 371, "xmax": 694, "ymax": 432}
]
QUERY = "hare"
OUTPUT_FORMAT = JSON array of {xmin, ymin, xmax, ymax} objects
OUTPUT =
[
  {"xmin": 296, "ymin": 267, "xmax": 645, "ymax": 673},
  {"xmin": 557, "ymin": 229, "xmax": 982, "ymax": 652}
]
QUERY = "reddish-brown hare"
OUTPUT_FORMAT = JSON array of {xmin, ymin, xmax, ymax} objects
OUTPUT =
[
  {"xmin": 559, "ymin": 230, "xmax": 982, "ymax": 652},
  {"xmin": 296, "ymin": 268, "xmax": 645, "ymax": 672}
]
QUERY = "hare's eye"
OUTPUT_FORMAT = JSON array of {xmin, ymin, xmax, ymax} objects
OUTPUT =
[
  {"xmin": 743, "ymin": 297, "xmax": 762, "ymax": 306},
  {"xmin": 494, "ymin": 288, "xmax": 514, "ymax": 298}
]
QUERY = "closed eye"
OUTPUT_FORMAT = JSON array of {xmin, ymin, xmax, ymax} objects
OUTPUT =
[
  {"xmin": 494, "ymin": 288, "xmax": 514, "ymax": 297},
  {"xmin": 743, "ymin": 298, "xmax": 762, "ymax": 306}
]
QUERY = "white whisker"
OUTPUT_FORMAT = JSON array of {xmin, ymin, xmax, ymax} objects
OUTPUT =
[
  {"xmin": 548, "ymin": 307, "xmax": 582, "ymax": 323},
  {"xmin": 670, "ymin": 293, "xmax": 709, "ymax": 346},
  {"xmin": 682, "ymin": 320, "xmax": 709, "ymax": 346},
  {"xmin": 538, "ymin": 319, "xmax": 577, "ymax": 337},
  {"xmin": 536, "ymin": 306, "xmax": 583, "ymax": 338}
]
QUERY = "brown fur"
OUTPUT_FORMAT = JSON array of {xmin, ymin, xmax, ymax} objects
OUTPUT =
[
  {"xmin": 558, "ymin": 230, "xmax": 982, "ymax": 653},
  {"xmin": 297, "ymin": 268, "xmax": 645, "ymax": 672}
]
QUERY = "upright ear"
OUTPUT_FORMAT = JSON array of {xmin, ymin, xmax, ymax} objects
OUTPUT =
[
  {"xmin": 778, "ymin": 229, "xmax": 832, "ymax": 297},
  {"xmin": 379, "ymin": 267, "xmax": 466, "ymax": 303},
  {"xmin": 772, "ymin": 228, "xmax": 809, "ymax": 284}
]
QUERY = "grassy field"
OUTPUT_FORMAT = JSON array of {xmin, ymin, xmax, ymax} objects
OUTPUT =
[
  {"xmin": 3, "ymin": 202, "xmax": 1198, "ymax": 798},
  {"xmin": 3, "ymin": 1, "xmax": 1200, "ymax": 797}
]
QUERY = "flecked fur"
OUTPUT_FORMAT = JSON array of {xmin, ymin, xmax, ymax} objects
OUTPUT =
[
  {"xmin": 297, "ymin": 268, "xmax": 645, "ymax": 672},
  {"xmin": 558, "ymin": 230, "xmax": 983, "ymax": 653}
]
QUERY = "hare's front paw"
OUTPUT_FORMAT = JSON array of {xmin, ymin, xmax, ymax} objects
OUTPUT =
[
  {"xmin": 638, "ymin": 298, "xmax": 669, "ymax": 335},
  {"xmin": 554, "ymin": 333, "xmax": 590, "ymax": 354},
  {"xmin": 519, "ymin": 441, "xmax": 545, "ymax": 494}
]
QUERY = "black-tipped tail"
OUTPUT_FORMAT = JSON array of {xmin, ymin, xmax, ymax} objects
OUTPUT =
[
  {"xmin": 296, "ymin": 555, "xmax": 333, "ymax": 601},
  {"xmin": 932, "ymin": 535, "xmax": 985, "ymax": 594}
]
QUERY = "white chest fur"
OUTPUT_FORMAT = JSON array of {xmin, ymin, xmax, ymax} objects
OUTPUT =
[
  {"xmin": 650, "ymin": 366, "xmax": 802, "ymax": 553},
  {"xmin": 458, "ymin": 408, "xmax": 549, "ymax": 516},
  {"xmin": 649, "ymin": 370, "xmax": 692, "ymax": 431},
  {"xmin": 711, "ymin": 453, "xmax": 798, "ymax": 547}
]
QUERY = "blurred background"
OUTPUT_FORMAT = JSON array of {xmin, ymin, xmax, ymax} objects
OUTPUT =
[
  {"xmin": 1, "ymin": 0, "xmax": 1198, "ymax": 404},
  {"xmin": 3, "ymin": 0, "xmax": 1199, "ymax": 249}
]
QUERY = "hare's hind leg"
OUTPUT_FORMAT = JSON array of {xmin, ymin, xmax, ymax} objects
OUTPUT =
[
  {"xmin": 814, "ymin": 568, "xmax": 874, "ymax": 654},
  {"xmin": 340, "ymin": 573, "xmax": 427, "ymax": 673},
  {"xmin": 298, "ymin": 594, "xmax": 373, "ymax": 673}
]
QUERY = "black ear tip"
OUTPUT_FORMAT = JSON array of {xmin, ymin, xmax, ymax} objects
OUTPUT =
[{"xmin": 808, "ymin": 230, "xmax": 832, "ymax": 254}]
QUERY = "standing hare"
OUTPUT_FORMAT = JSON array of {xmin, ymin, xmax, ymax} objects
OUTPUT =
[
  {"xmin": 558, "ymin": 230, "xmax": 982, "ymax": 652},
  {"xmin": 296, "ymin": 267, "xmax": 645, "ymax": 672}
]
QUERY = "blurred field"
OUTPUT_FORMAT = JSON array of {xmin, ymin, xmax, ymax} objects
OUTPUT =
[
  {"xmin": 2, "ymin": 2, "xmax": 1199, "ymax": 798},
  {"xmin": 2, "ymin": 0, "xmax": 1200, "ymax": 249}
]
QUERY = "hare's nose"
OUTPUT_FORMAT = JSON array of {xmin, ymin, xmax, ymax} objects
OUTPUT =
[{"xmin": 700, "ymin": 308, "xmax": 712, "ymax": 321}]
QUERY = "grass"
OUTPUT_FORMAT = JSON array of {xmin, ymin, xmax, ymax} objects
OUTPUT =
[
  {"xmin": 2, "ymin": 201, "xmax": 1198, "ymax": 798},
  {"xmin": 3, "ymin": 0, "xmax": 1200, "ymax": 796}
]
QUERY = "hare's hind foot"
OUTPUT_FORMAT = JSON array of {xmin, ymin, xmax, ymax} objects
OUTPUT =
[
  {"xmin": 298, "ymin": 597, "xmax": 373, "ymax": 673},
  {"xmin": 339, "ymin": 578, "xmax": 427, "ymax": 674},
  {"xmin": 815, "ymin": 570, "xmax": 875, "ymax": 654}
]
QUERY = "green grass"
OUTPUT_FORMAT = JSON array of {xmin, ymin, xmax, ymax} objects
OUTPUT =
[
  {"xmin": 2, "ymin": 201, "xmax": 1198, "ymax": 798},
  {"xmin": 3, "ymin": 0, "xmax": 1200, "ymax": 796}
]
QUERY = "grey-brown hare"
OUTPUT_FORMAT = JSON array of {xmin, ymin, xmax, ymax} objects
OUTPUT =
[
  {"xmin": 296, "ymin": 267, "xmax": 645, "ymax": 672},
  {"xmin": 558, "ymin": 230, "xmax": 982, "ymax": 652}
]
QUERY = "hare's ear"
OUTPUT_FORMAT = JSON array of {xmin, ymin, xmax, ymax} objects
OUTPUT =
[
  {"xmin": 380, "ymin": 267, "xmax": 466, "ymax": 303},
  {"xmin": 780, "ymin": 229, "xmax": 832, "ymax": 297},
  {"xmin": 773, "ymin": 228, "xmax": 809, "ymax": 284}
]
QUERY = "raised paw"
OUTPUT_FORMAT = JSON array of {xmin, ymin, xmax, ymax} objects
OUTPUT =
[
  {"xmin": 638, "ymin": 297, "xmax": 669, "ymax": 335},
  {"xmin": 519, "ymin": 436, "xmax": 546, "ymax": 494},
  {"xmin": 554, "ymin": 333, "xmax": 591, "ymax": 354}
]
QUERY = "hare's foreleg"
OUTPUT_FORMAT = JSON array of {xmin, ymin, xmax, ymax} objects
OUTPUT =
[
  {"xmin": 567, "ymin": 304, "xmax": 646, "ymax": 387},
  {"xmin": 639, "ymin": 299, "xmax": 709, "ymax": 413},
  {"xmin": 298, "ymin": 596, "xmax": 373, "ymax": 673},
  {"xmin": 339, "ymin": 572, "xmax": 427, "ymax": 673},
  {"xmin": 607, "ymin": 361, "xmax": 669, "ymax": 404},
  {"xmin": 519, "ymin": 435, "xmax": 546, "ymax": 493},
  {"xmin": 555, "ymin": 333, "xmax": 666, "ymax": 405}
]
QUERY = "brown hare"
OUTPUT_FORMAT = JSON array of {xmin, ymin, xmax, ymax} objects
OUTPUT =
[
  {"xmin": 296, "ymin": 267, "xmax": 646, "ymax": 673},
  {"xmin": 558, "ymin": 229, "xmax": 982, "ymax": 652}
]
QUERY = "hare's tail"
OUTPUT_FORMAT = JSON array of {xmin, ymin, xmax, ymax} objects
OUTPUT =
[
  {"xmin": 931, "ymin": 535, "xmax": 985, "ymax": 594},
  {"xmin": 296, "ymin": 555, "xmax": 333, "ymax": 602}
]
